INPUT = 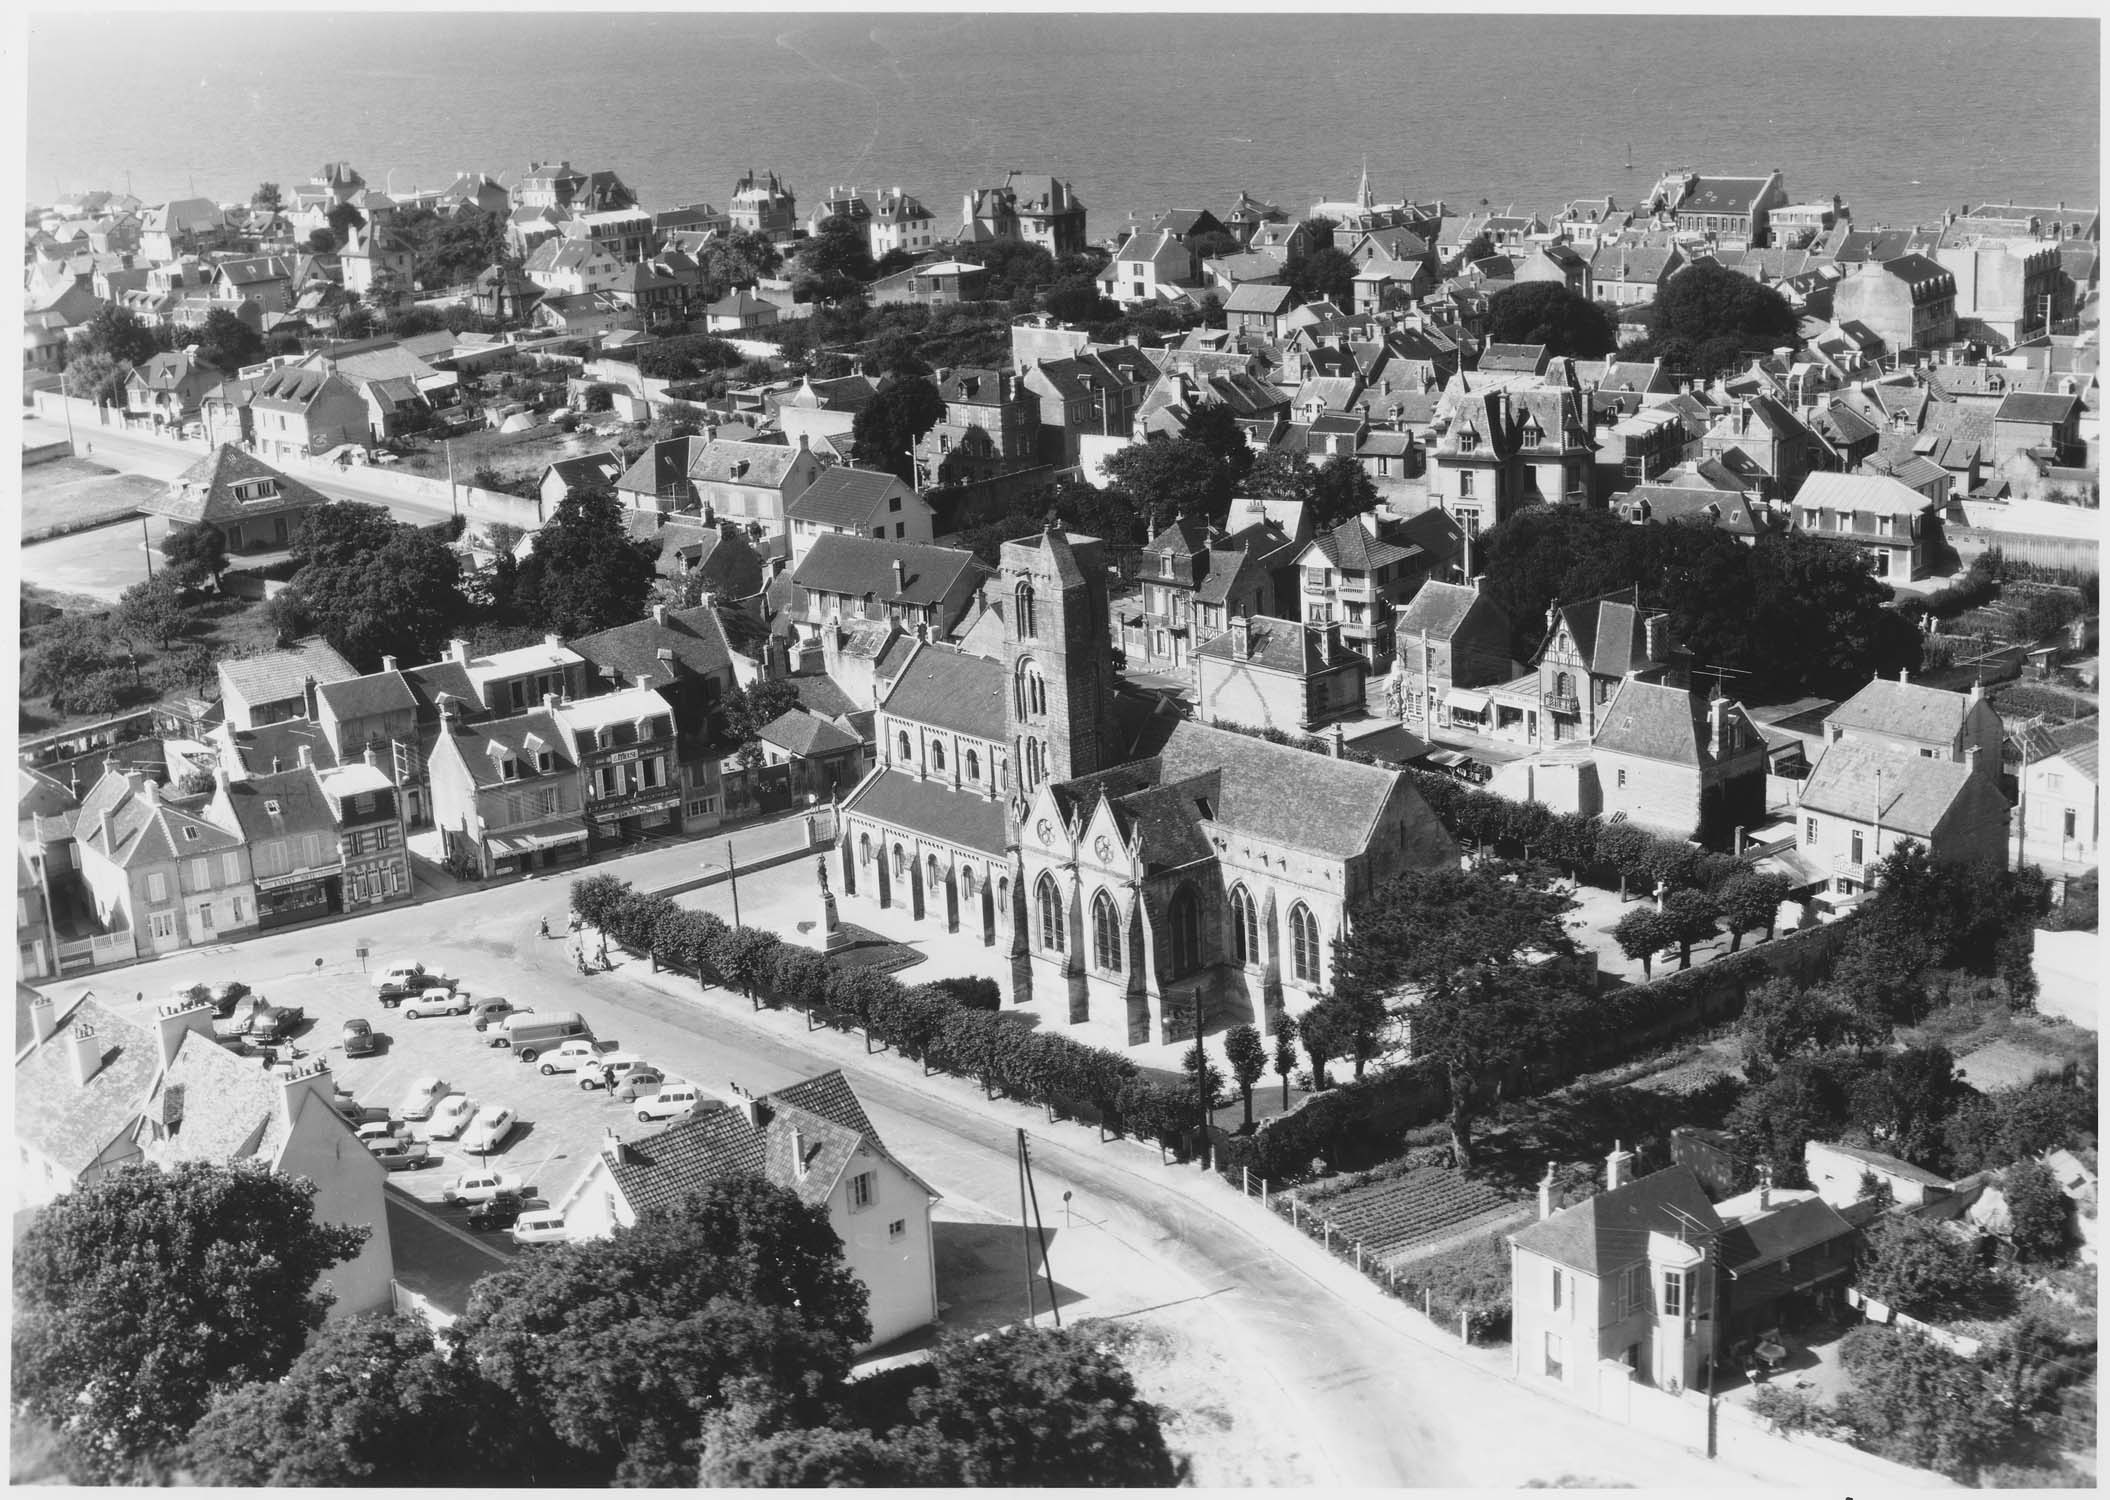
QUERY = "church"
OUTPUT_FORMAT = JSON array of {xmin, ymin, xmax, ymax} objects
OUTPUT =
[{"xmin": 833, "ymin": 527, "xmax": 1458, "ymax": 1048}]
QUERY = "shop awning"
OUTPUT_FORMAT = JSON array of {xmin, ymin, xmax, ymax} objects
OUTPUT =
[
  {"xmin": 489, "ymin": 822, "xmax": 589, "ymax": 856},
  {"xmin": 1446, "ymin": 691, "xmax": 1492, "ymax": 716}
]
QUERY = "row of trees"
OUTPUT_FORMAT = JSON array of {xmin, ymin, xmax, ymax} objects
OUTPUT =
[
  {"xmin": 1475, "ymin": 501, "xmax": 1923, "ymax": 700},
  {"xmin": 14, "ymin": 1161, "xmax": 1176, "ymax": 1487}
]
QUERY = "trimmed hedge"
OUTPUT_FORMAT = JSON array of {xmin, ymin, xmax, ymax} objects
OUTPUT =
[{"xmin": 570, "ymin": 874, "xmax": 1144, "ymax": 1134}]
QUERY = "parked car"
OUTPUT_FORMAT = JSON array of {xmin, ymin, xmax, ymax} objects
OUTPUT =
[
  {"xmin": 536, "ymin": 1038, "xmax": 605, "ymax": 1077},
  {"xmin": 403, "ymin": 986, "xmax": 472, "ymax": 1020},
  {"xmin": 427, "ymin": 1093, "xmax": 476, "ymax": 1139},
  {"xmin": 501, "ymin": 1011, "xmax": 589, "ymax": 1064},
  {"xmin": 341, "ymin": 1018, "xmax": 378, "ymax": 1057},
  {"xmin": 577, "ymin": 1052, "xmax": 649, "ymax": 1091},
  {"xmin": 369, "ymin": 1138, "xmax": 433, "ymax": 1171},
  {"xmin": 613, "ymin": 1067, "xmax": 667, "ymax": 1103},
  {"xmin": 375, "ymin": 963, "xmax": 454, "ymax": 1004},
  {"xmin": 635, "ymin": 1081, "xmax": 711, "ymax": 1123},
  {"xmin": 332, "ymin": 1090, "xmax": 365, "ymax": 1121},
  {"xmin": 465, "ymin": 1191, "xmax": 527, "ymax": 1232},
  {"xmin": 395, "ymin": 1076, "xmax": 451, "ymax": 1120},
  {"xmin": 471, "ymin": 998, "xmax": 526, "ymax": 1033},
  {"xmin": 356, "ymin": 1119, "xmax": 411, "ymax": 1147},
  {"xmin": 510, "ymin": 1209, "xmax": 569, "ymax": 1247},
  {"xmin": 443, "ymin": 1169, "xmax": 523, "ymax": 1205},
  {"xmin": 225, "ymin": 994, "xmax": 305, "ymax": 1041},
  {"xmin": 172, "ymin": 981, "xmax": 252, "ymax": 1019},
  {"xmin": 460, "ymin": 1105, "xmax": 518, "ymax": 1155}
]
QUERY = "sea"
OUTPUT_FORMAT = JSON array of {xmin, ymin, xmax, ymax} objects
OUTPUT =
[{"xmin": 23, "ymin": 13, "xmax": 2102, "ymax": 235}]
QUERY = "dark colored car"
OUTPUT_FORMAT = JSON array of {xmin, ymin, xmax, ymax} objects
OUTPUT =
[
  {"xmin": 342, "ymin": 1018, "xmax": 378, "ymax": 1057},
  {"xmin": 471, "ymin": 998, "xmax": 525, "ymax": 1032},
  {"xmin": 367, "ymin": 1138, "xmax": 433, "ymax": 1172},
  {"xmin": 466, "ymin": 1191, "xmax": 527, "ymax": 1232}
]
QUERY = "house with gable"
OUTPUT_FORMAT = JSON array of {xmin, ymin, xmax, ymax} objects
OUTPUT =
[
  {"xmin": 791, "ymin": 535, "xmax": 991, "ymax": 649},
  {"xmin": 248, "ymin": 365, "xmax": 371, "ymax": 466},
  {"xmin": 1528, "ymin": 587, "xmax": 1673, "ymax": 745},
  {"xmin": 217, "ymin": 638, "xmax": 359, "ymax": 730},
  {"xmin": 1833, "ymin": 254, "xmax": 1959, "ymax": 358},
  {"xmin": 568, "ymin": 604, "xmax": 746, "ymax": 833},
  {"xmin": 427, "ymin": 697, "xmax": 588, "ymax": 879},
  {"xmin": 1194, "ymin": 614, "xmax": 1369, "ymax": 734},
  {"xmin": 616, "ymin": 434, "xmax": 713, "ymax": 513},
  {"xmin": 138, "ymin": 1034, "xmax": 395, "ymax": 1319},
  {"xmin": 2017, "ymin": 719, "xmax": 2097, "ymax": 882},
  {"xmin": 1386, "ymin": 578, "xmax": 1518, "ymax": 736},
  {"xmin": 1793, "ymin": 737, "xmax": 2011, "ymax": 898},
  {"xmin": 142, "ymin": 445, "xmax": 332, "ymax": 555},
  {"xmin": 538, "ymin": 451, "xmax": 625, "ymax": 519},
  {"xmin": 1822, "ymin": 674, "xmax": 2005, "ymax": 768},
  {"xmin": 786, "ymin": 467, "xmax": 933, "ymax": 567},
  {"xmin": 74, "ymin": 767, "xmax": 257, "ymax": 961},
  {"xmin": 1294, "ymin": 509, "xmax": 1463, "ymax": 669},
  {"xmin": 14, "ymin": 993, "xmax": 163, "ymax": 1208},
  {"xmin": 1698, "ymin": 395, "xmax": 1825, "ymax": 505},
  {"xmin": 1223, "ymin": 283, "xmax": 1297, "ymax": 340},
  {"xmin": 316, "ymin": 760, "xmax": 414, "ymax": 913},
  {"xmin": 1791, "ymin": 471, "xmax": 1937, "ymax": 581},
  {"xmin": 123, "ymin": 350, "xmax": 219, "ymax": 433},
  {"xmin": 210, "ymin": 763, "xmax": 345, "ymax": 930},
  {"xmin": 1429, "ymin": 382, "xmax": 1598, "ymax": 532},
  {"xmin": 560, "ymin": 1071, "xmax": 939, "ymax": 1349},
  {"xmin": 1593, "ymin": 679, "xmax": 1769, "ymax": 845},
  {"xmin": 916, "ymin": 368, "xmax": 1040, "ymax": 486},
  {"xmin": 1098, "ymin": 229, "xmax": 1200, "ymax": 308}
]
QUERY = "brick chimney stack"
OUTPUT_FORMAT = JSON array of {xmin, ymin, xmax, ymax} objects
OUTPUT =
[
  {"xmin": 1605, "ymin": 1140, "xmax": 1633, "ymax": 1192},
  {"xmin": 69, "ymin": 1024, "xmax": 103, "ymax": 1087}
]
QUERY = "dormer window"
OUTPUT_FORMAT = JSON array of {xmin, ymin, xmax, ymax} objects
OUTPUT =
[
  {"xmin": 181, "ymin": 826, "xmax": 199, "ymax": 841},
  {"xmin": 502, "ymin": 757, "xmax": 521, "ymax": 780},
  {"xmin": 1458, "ymin": 427, "xmax": 1479, "ymax": 452},
  {"xmin": 263, "ymin": 800, "xmax": 280, "ymax": 815},
  {"xmin": 536, "ymin": 751, "xmax": 554, "ymax": 774}
]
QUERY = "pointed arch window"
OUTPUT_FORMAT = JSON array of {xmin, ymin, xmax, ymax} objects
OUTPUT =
[
  {"xmin": 965, "ymin": 748, "xmax": 981, "ymax": 782},
  {"xmin": 1229, "ymin": 884, "xmax": 1259, "ymax": 966},
  {"xmin": 1289, "ymin": 902, "xmax": 1321, "ymax": 984},
  {"xmin": 1015, "ymin": 580, "xmax": 1037, "ymax": 639},
  {"xmin": 1092, "ymin": 889, "xmax": 1123, "ymax": 972},
  {"xmin": 931, "ymin": 741, "xmax": 947, "ymax": 773},
  {"xmin": 858, "ymin": 832, "xmax": 872, "ymax": 866},
  {"xmin": 891, "ymin": 844, "xmax": 906, "ymax": 879},
  {"xmin": 1168, "ymin": 884, "xmax": 1201, "ymax": 976},
  {"xmin": 1036, "ymin": 873, "xmax": 1065, "ymax": 953},
  {"xmin": 897, "ymin": 729, "xmax": 913, "ymax": 760}
]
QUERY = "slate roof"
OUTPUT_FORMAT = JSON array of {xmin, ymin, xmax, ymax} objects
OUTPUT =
[
  {"xmin": 79, "ymin": 774, "xmax": 245, "ymax": 869},
  {"xmin": 251, "ymin": 365, "xmax": 361, "ymax": 413},
  {"xmin": 1311, "ymin": 517, "xmax": 1415, "ymax": 572},
  {"xmin": 1675, "ymin": 177, "xmax": 1776, "ymax": 215},
  {"xmin": 1799, "ymin": 739, "xmax": 1999, "ymax": 837},
  {"xmin": 843, "ymin": 769, "xmax": 1008, "ymax": 856},
  {"xmin": 616, "ymin": 436, "xmax": 711, "ymax": 500},
  {"xmin": 1509, "ymin": 1165, "xmax": 1723, "ymax": 1276},
  {"xmin": 141, "ymin": 1030, "xmax": 316, "ymax": 1167},
  {"xmin": 758, "ymin": 709, "xmax": 863, "ymax": 758},
  {"xmin": 1718, "ymin": 1194, "xmax": 1858, "ymax": 1279},
  {"xmin": 15, "ymin": 997, "xmax": 163, "ymax": 1178},
  {"xmin": 795, "ymin": 535, "xmax": 986, "ymax": 610},
  {"xmin": 152, "ymin": 446, "xmax": 333, "ymax": 527},
  {"xmin": 1793, "ymin": 472, "xmax": 1932, "ymax": 519},
  {"xmin": 446, "ymin": 710, "xmax": 575, "ymax": 790},
  {"xmin": 879, "ymin": 644, "xmax": 1006, "ymax": 741},
  {"xmin": 567, "ymin": 605, "xmax": 737, "ymax": 690},
  {"xmin": 1223, "ymin": 283, "xmax": 1295, "ymax": 315},
  {"xmin": 1993, "ymin": 391, "xmax": 2082, "ymax": 425},
  {"xmin": 315, "ymin": 671, "xmax": 419, "ymax": 724},
  {"xmin": 1193, "ymin": 616, "xmax": 1344, "ymax": 675},
  {"xmin": 1550, "ymin": 588, "xmax": 1657, "ymax": 678},
  {"xmin": 788, "ymin": 467, "xmax": 915, "ymax": 528},
  {"xmin": 543, "ymin": 452, "xmax": 623, "ymax": 493},
  {"xmin": 1827, "ymin": 678, "xmax": 1982, "ymax": 744},
  {"xmin": 218, "ymin": 765, "xmax": 340, "ymax": 844},
  {"xmin": 1393, "ymin": 581, "xmax": 1484, "ymax": 642},
  {"xmin": 1620, "ymin": 484, "xmax": 1770, "ymax": 537},
  {"xmin": 219, "ymin": 639, "xmax": 359, "ymax": 709},
  {"xmin": 223, "ymin": 718, "xmax": 339, "ymax": 777},
  {"xmin": 1594, "ymin": 680, "xmax": 1725, "ymax": 765}
]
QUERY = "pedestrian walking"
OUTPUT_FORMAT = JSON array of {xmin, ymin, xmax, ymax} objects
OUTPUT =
[
  {"xmin": 598, "ymin": 938, "xmax": 609, "ymax": 967},
  {"xmin": 539, "ymin": 916, "xmax": 550, "ymax": 939},
  {"xmin": 600, "ymin": 1063, "xmax": 616, "ymax": 1091}
]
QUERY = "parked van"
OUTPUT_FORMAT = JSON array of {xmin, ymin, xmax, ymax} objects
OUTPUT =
[{"xmin": 498, "ymin": 1010, "xmax": 589, "ymax": 1063}]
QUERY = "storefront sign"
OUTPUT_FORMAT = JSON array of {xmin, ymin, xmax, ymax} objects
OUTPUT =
[
  {"xmin": 589, "ymin": 792, "xmax": 680, "ymax": 823},
  {"xmin": 254, "ymin": 869, "xmax": 329, "ymax": 892},
  {"xmin": 602, "ymin": 748, "xmax": 642, "ymax": 765}
]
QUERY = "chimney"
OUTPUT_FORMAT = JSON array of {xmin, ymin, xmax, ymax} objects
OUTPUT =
[
  {"xmin": 1898, "ymin": 667, "xmax": 1909, "ymax": 683},
  {"xmin": 543, "ymin": 692, "xmax": 561, "ymax": 713},
  {"xmin": 1643, "ymin": 612, "xmax": 1667, "ymax": 665},
  {"xmin": 381, "ymin": 654, "xmax": 398, "ymax": 672},
  {"xmin": 738, "ymin": 1091, "xmax": 773, "ymax": 1131},
  {"xmin": 362, "ymin": 745, "xmax": 377, "ymax": 768},
  {"xmin": 600, "ymin": 1127, "xmax": 629, "ymax": 1168},
  {"xmin": 1708, "ymin": 695, "xmax": 1727, "ymax": 756},
  {"xmin": 271, "ymin": 756, "xmax": 282, "ymax": 774},
  {"xmin": 68, "ymin": 1024, "xmax": 103, "ymax": 1087},
  {"xmin": 1967, "ymin": 676, "xmax": 1983, "ymax": 704},
  {"xmin": 1733, "ymin": 824, "xmax": 1746, "ymax": 856},
  {"xmin": 1538, "ymin": 1163, "xmax": 1559, "ymax": 1220},
  {"xmin": 448, "ymin": 638, "xmax": 470, "ymax": 666},
  {"xmin": 297, "ymin": 744, "xmax": 313, "ymax": 769},
  {"xmin": 1964, "ymin": 745, "xmax": 1981, "ymax": 777},
  {"xmin": 651, "ymin": 603, "xmax": 667, "ymax": 626},
  {"xmin": 1756, "ymin": 1164, "xmax": 1774, "ymax": 1212},
  {"xmin": 156, "ymin": 993, "xmax": 214, "ymax": 1069},
  {"xmin": 302, "ymin": 675, "xmax": 319, "ymax": 722},
  {"xmin": 1605, "ymin": 1140, "xmax": 1633, "ymax": 1192},
  {"xmin": 276, "ymin": 1055, "xmax": 332, "ymax": 1132},
  {"xmin": 29, "ymin": 994, "xmax": 57, "ymax": 1046},
  {"xmin": 891, "ymin": 558, "xmax": 906, "ymax": 595},
  {"xmin": 543, "ymin": 633, "xmax": 562, "ymax": 649},
  {"xmin": 141, "ymin": 777, "xmax": 160, "ymax": 807},
  {"xmin": 1329, "ymin": 721, "xmax": 1347, "ymax": 758},
  {"xmin": 655, "ymin": 647, "xmax": 675, "ymax": 669},
  {"xmin": 1229, "ymin": 613, "xmax": 1251, "ymax": 660}
]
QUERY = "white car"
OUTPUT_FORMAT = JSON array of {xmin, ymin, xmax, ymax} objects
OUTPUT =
[
  {"xmin": 443, "ymin": 1169, "xmax": 523, "ymax": 1205},
  {"xmin": 635, "ymin": 1081, "xmax": 709, "ymax": 1123},
  {"xmin": 402, "ymin": 986, "xmax": 471, "ymax": 1020},
  {"xmin": 536, "ymin": 1038, "xmax": 603, "ymax": 1077},
  {"xmin": 395, "ymin": 1076, "xmax": 451, "ymax": 1120},
  {"xmin": 577, "ymin": 1052, "xmax": 649, "ymax": 1091},
  {"xmin": 427, "ymin": 1094, "xmax": 476, "ymax": 1139},
  {"xmin": 356, "ymin": 1119, "xmax": 411, "ymax": 1147},
  {"xmin": 460, "ymin": 1104, "xmax": 518, "ymax": 1156},
  {"xmin": 510, "ymin": 1209, "xmax": 569, "ymax": 1246}
]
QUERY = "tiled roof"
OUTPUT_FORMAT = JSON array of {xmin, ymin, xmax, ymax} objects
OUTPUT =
[
  {"xmin": 224, "ymin": 719, "xmax": 339, "ymax": 777},
  {"xmin": 1799, "ymin": 739, "xmax": 1997, "ymax": 837},
  {"xmin": 842, "ymin": 768, "xmax": 1007, "ymax": 856},
  {"xmin": 1157, "ymin": 718, "xmax": 1438, "ymax": 860},
  {"xmin": 218, "ymin": 638, "xmax": 359, "ymax": 709},
  {"xmin": 1994, "ymin": 391, "xmax": 2082, "ymax": 425},
  {"xmin": 1827, "ymin": 678, "xmax": 1981, "ymax": 744},
  {"xmin": 758, "ymin": 709, "xmax": 862, "ymax": 758},
  {"xmin": 1223, "ymin": 283, "xmax": 1294, "ymax": 315},
  {"xmin": 140, "ymin": 1030, "xmax": 313, "ymax": 1168},
  {"xmin": 879, "ymin": 644, "xmax": 1006, "ymax": 741},
  {"xmin": 79, "ymin": 774, "xmax": 244, "ymax": 869},
  {"xmin": 1509, "ymin": 1165, "xmax": 1722, "ymax": 1276},
  {"xmin": 1793, "ymin": 472, "xmax": 1934, "ymax": 518},
  {"xmin": 1394, "ymin": 581, "xmax": 1487, "ymax": 642},
  {"xmin": 788, "ymin": 467, "xmax": 915, "ymax": 529},
  {"xmin": 15, "ymin": 997, "xmax": 163, "ymax": 1177},
  {"xmin": 218, "ymin": 765, "xmax": 340, "ymax": 843},
  {"xmin": 1550, "ymin": 587, "xmax": 1654, "ymax": 678},
  {"xmin": 567, "ymin": 605, "xmax": 737, "ymax": 689},
  {"xmin": 794, "ymin": 535, "xmax": 985, "ymax": 610},
  {"xmin": 1718, "ymin": 1195, "xmax": 1858, "ymax": 1272},
  {"xmin": 316, "ymin": 670, "xmax": 419, "ymax": 722},
  {"xmin": 1594, "ymin": 679, "xmax": 1717, "ymax": 765},
  {"xmin": 617, "ymin": 436, "xmax": 711, "ymax": 500},
  {"xmin": 1192, "ymin": 616, "xmax": 1337, "ymax": 674},
  {"xmin": 544, "ymin": 452, "xmax": 623, "ymax": 491},
  {"xmin": 152, "ymin": 446, "xmax": 332, "ymax": 527},
  {"xmin": 252, "ymin": 365, "xmax": 359, "ymax": 412}
]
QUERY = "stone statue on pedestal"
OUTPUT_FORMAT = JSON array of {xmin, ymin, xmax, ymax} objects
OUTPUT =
[{"xmin": 817, "ymin": 856, "xmax": 848, "ymax": 951}]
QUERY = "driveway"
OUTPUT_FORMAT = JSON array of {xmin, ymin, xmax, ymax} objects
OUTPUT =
[{"xmin": 28, "ymin": 851, "xmax": 1920, "ymax": 1489}]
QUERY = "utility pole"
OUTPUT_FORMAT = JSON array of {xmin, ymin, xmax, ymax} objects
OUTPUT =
[
  {"xmin": 58, "ymin": 368, "xmax": 77, "ymax": 452},
  {"xmin": 1019, "ymin": 1130, "xmax": 1059, "ymax": 1327},
  {"xmin": 725, "ymin": 838, "xmax": 742, "ymax": 928},
  {"xmin": 141, "ymin": 515, "xmax": 155, "ymax": 578},
  {"xmin": 1194, "ymin": 991, "xmax": 1210, "ymax": 1170}
]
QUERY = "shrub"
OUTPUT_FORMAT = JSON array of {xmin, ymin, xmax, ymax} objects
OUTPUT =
[
  {"xmin": 1389, "ymin": 1232, "xmax": 1513, "ymax": 1341},
  {"xmin": 767, "ymin": 946, "xmax": 829, "ymax": 1011},
  {"xmin": 929, "ymin": 975, "xmax": 1001, "ymax": 1011},
  {"xmin": 1748, "ymin": 1384, "xmax": 1824, "ymax": 1436}
]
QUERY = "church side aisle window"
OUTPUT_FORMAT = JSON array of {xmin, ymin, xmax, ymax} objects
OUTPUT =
[
  {"xmin": 1168, "ymin": 884, "xmax": 1201, "ymax": 975},
  {"xmin": 1037, "ymin": 874, "xmax": 1065, "ymax": 952},
  {"xmin": 1092, "ymin": 889, "xmax": 1122, "ymax": 972},
  {"xmin": 1230, "ymin": 883, "xmax": 1259, "ymax": 965},
  {"xmin": 1290, "ymin": 902, "xmax": 1320, "ymax": 983}
]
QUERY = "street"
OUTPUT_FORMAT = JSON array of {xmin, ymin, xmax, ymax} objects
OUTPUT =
[{"xmin": 29, "ymin": 843, "xmax": 1923, "ymax": 1489}]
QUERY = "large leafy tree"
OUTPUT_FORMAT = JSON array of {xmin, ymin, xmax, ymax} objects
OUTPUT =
[
  {"xmin": 1287, "ymin": 245, "xmax": 1357, "ymax": 306},
  {"xmin": 1310, "ymin": 452, "xmax": 1380, "ymax": 532},
  {"xmin": 1737, "ymin": 977, "xmax": 1880, "ymax": 1083},
  {"xmin": 1485, "ymin": 281, "xmax": 1618, "ymax": 358},
  {"xmin": 454, "ymin": 1174, "xmax": 870, "ymax": 1486},
  {"xmin": 802, "ymin": 212, "xmax": 877, "ymax": 284},
  {"xmin": 1643, "ymin": 259, "xmax": 1800, "ymax": 358},
  {"xmin": 850, "ymin": 373, "xmax": 945, "ymax": 484},
  {"xmin": 183, "ymin": 1313, "xmax": 525, "ymax": 1485},
  {"xmin": 114, "ymin": 571, "xmax": 196, "ymax": 649},
  {"xmin": 1179, "ymin": 400, "xmax": 1255, "ymax": 493},
  {"xmin": 12, "ymin": 1161, "xmax": 368, "ymax": 1482},
  {"xmin": 80, "ymin": 302, "xmax": 166, "ymax": 366},
  {"xmin": 1856, "ymin": 1215, "xmax": 1991, "ymax": 1321},
  {"xmin": 2001, "ymin": 1160, "xmax": 2072, "ymax": 1263},
  {"xmin": 700, "ymin": 228, "xmax": 783, "ymax": 297},
  {"xmin": 1224, "ymin": 1023, "xmax": 1268, "ymax": 1129},
  {"xmin": 60, "ymin": 346, "xmax": 132, "ymax": 405},
  {"xmin": 1330, "ymin": 862, "xmax": 1582, "ymax": 1168},
  {"xmin": 1836, "ymin": 1326, "xmax": 2011, "ymax": 1482},
  {"xmin": 721, "ymin": 677, "xmax": 803, "ymax": 759},
  {"xmin": 194, "ymin": 306, "xmax": 265, "ymax": 377},
  {"xmin": 250, "ymin": 181, "xmax": 283, "ymax": 213},
  {"xmin": 1244, "ymin": 448, "xmax": 1321, "ymax": 510},
  {"xmin": 1725, "ymin": 1051, "xmax": 1861, "ymax": 1187},
  {"xmin": 282, "ymin": 501, "xmax": 472, "ymax": 669},
  {"xmin": 1101, "ymin": 434, "xmax": 1233, "ymax": 531},
  {"xmin": 506, "ymin": 482, "xmax": 658, "ymax": 638},
  {"xmin": 159, "ymin": 520, "xmax": 229, "ymax": 589}
]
